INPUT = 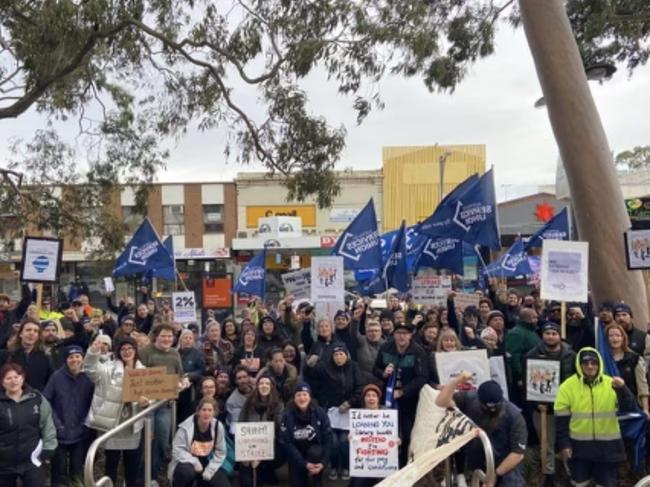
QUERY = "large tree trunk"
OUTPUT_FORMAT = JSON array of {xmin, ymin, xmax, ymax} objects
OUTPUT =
[{"xmin": 519, "ymin": 0, "xmax": 649, "ymax": 329}]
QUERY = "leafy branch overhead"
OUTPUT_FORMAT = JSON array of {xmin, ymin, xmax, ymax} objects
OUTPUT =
[{"xmin": 0, "ymin": 0, "xmax": 648, "ymax": 249}]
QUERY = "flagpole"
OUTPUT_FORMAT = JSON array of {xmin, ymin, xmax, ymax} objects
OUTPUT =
[{"xmin": 474, "ymin": 245, "xmax": 493, "ymax": 279}]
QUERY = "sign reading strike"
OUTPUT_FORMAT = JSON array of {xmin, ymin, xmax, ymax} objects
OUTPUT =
[
  {"xmin": 122, "ymin": 367, "xmax": 179, "ymax": 402},
  {"xmin": 411, "ymin": 275, "xmax": 452, "ymax": 307},
  {"xmin": 234, "ymin": 422, "xmax": 275, "ymax": 462},
  {"xmin": 172, "ymin": 291, "xmax": 197, "ymax": 323},
  {"xmin": 540, "ymin": 240, "xmax": 589, "ymax": 303},
  {"xmin": 349, "ymin": 409, "xmax": 399, "ymax": 478}
]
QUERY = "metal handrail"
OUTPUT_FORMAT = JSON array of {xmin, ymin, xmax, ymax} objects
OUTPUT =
[
  {"xmin": 635, "ymin": 475, "xmax": 650, "ymax": 487},
  {"xmin": 470, "ymin": 429, "xmax": 496, "ymax": 487},
  {"xmin": 84, "ymin": 399, "xmax": 169, "ymax": 487}
]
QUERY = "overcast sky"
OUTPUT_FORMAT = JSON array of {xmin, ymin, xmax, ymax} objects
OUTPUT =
[{"xmin": 2, "ymin": 24, "xmax": 649, "ymax": 202}]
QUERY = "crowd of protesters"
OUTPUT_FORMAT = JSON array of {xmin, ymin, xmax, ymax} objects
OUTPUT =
[{"xmin": 0, "ymin": 277, "xmax": 648, "ymax": 487}]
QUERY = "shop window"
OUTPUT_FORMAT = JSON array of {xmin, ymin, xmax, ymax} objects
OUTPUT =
[
  {"xmin": 203, "ymin": 204, "xmax": 224, "ymax": 233},
  {"xmin": 164, "ymin": 205, "xmax": 185, "ymax": 235}
]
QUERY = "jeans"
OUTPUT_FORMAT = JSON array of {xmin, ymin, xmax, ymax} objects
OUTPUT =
[
  {"xmin": 105, "ymin": 447, "xmax": 142, "ymax": 487},
  {"xmin": 330, "ymin": 428, "xmax": 350, "ymax": 471},
  {"xmin": 152, "ymin": 404, "xmax": 173, "ymax": 477},
  {"xmin": 172, "ymin": 462, "xmax": 231, "ymax": 487},
  {"xmin": 51, "ymin": 441, "xmax": 88, "ymax": 486}
]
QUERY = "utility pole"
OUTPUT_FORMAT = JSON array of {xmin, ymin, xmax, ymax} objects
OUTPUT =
[{"xmin": 519, "ymin": 0, "xmax": 649, "ymax": 328}]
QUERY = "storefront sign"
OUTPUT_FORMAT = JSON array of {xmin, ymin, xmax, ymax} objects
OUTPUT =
[
  {"xmin": 173, "ymin": 291, "xmax": 197, "ymax": 323},
  {"xmin": 203, "ymin": 277, "xmax": 233, "ymax": 308},
  {"xmin": 320, "ymin": 235, "xmax": 338, "ymax": 248},
  {"xmin": 281, "ymin": 269, "xmax": 311, "ymax": 300},
  {"xmin": 21, "ymin": 237, "xmax": 63, "ymax": 283},
  {"xmin": 411, "ymin": 275, "xmax": 451, "ymax": 306},
  {"xmin": 246, "ymin": 205, "xmax": 316, "ymax": 228},
  {"xmin": 350, "ymin": 409, "xmax": 399, "ymax": 478},
  {"xmin": 330, "ymin": 207, "xmax": 362, "ymax": 223},
  {"xmin": 122, "ymin": 367, "xmax": 179, "ymax": 402},
  {"xmin": 174, "ymin": 248, "xmax": 230, "ymax": 259},
  {"xmin": 234, "ymin": 422, "xmax": 275, "ymax": 461}
]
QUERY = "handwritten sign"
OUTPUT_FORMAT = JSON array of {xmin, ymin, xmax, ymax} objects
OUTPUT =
[
  {"xmin": 411, "ymin": 275, "xmax": 452, "ymax": 306},
  {"xmin": 172, "ymin": 291, "xmax": 197, "ymax": 323},
  {"xmin": 122, "ymin": 367, "xmax": 179, "ymax": 402},
  {"xmin": 281, "ymin": 269, "xmax": 311, "ymax": 300},
  {"xmin": 526, "ymin": 359, "xmax": 561, "ymax": 403},
  {"xmin": 234, "ymin": 421, "xmax": 275, "ymax": 462},
  {"xmin": 453, "ymin": 292, "xmax": 480, "ymax": 311},
  {"xmin": 349, "ymin": 409, "xmax": 399, "ymax": 478},
  {"xmin": 540, "ymin": 240, "xmax": 589, "ymax": 303}
]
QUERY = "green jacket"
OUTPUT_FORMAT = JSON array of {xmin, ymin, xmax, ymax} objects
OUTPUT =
[{"xmin": 504, "ymin": 321, "xmax": 541, "ymax": 383}]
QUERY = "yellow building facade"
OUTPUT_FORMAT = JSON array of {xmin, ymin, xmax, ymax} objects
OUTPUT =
[{"xmin": 382, "ymin": 145, "xmax": 487, "ymax": 231}]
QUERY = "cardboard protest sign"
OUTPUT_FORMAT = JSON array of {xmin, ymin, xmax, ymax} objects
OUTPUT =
[
  {"xmin": 281, "ymin": 269, "xmax": 311, "ymax": 300},
  {"xmin": 21, "ymin": 237, "xmax": 63, "ymax": 283},
  {"xmin": 624, "ymin": 229, "xmax": 650, "ymax": 270},
  {"xmin": 172, "ymin": 291, "xmax": 197, "ymax": 323},
  {"xmin": 435, "ymin": 350, "xmax": 490, "ymax": 391},
  {"xmin": 411, "ymin": 275, "xmax": 452, "ymax": 306},
  {"xmin": 453, "ymin": 292, "xmax": 480, "ymax": 311},
  {"xmin": 526, "ymin": 359, "xmax": 561, "ymax": 402},
  {"xmin": 103, "ymin": 277, "xmax": 115, "ymax": 293},
  {"xmin": 234, "ymin": 422, "xmax": 275, "ymax": 462},
  {"xmin": 540, "ymin": 240, "xmax": 589, "ymax": 303},
  {"xmin": 349, "ymin": 409, "xmax": 399, "ymax": 478},
  {"xmin": 310, "ymin": 256, "xmax": 344, "ymax": 302},
  {"xmin": 122, "ymin": 367, "xmax": 179, "ymax": 402}
]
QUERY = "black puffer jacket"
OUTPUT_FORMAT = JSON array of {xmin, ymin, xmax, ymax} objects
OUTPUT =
[{"xmin": 307, "ymin": 352, "xmax": 364, "ymax": 409}]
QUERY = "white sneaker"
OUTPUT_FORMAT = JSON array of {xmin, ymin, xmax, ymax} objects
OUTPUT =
[
  {"xmin": 455, "ymin": 474, "xmax": 468, "ymax": 487},
  {"xmin": 328, "ymin": 469, "xmax": 338, "ymax": 480},
  {"xmin": 151, "ymin": 480, "xmax": 159, "ymax": 487}
]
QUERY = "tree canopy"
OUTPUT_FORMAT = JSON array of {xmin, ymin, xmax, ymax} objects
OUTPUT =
[
  {"xmin": 616, "ymin": 145, "xmax": 650, "ymax": 171},
  {"xmin": 1, "ymin": 0, "xmax": 648, "ymax": 252}
]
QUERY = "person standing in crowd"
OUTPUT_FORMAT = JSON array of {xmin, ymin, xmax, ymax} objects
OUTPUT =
[
  {"xmin": 555, "ymin": 347, "xmax": 636, "ymax": 487},
  {"xmin": 332, "ymin": 310, "xmax": 357, "ymax": 361},
  {"xmin": 43, "ymin": 345, "xmax": 95, "ymax": 487},
  {"xmin": 0, "ymin": 320, "xmax": 53, "ymax": 391},
  {"xmin": 0, "ymin": 363, "xmax": 58, "ymax": 486},
  {"xmin": 281, "ymin": 340, "xmax": 303, "ymax": 376},
  {"xmin": 485, "ymin": 310, "xmax": 507, "ymax": 355},
  {"xmin": 605, "ymin": 323, "xmax": 649, "ymax": 417},
  {"xmin": 598, "ymin": 302, "xmax": 615, "ymax": 328},
  {"xmin": 233, "ymin": 327, "xmax": 263, "ymax": 376},
  {"xmin": 565, "ymin": 305, "xmax": 595, "ymax": 353},
  {"xmin": 308, "ymin": 343, "xmax": 363, "ymax": 481},
  {"xmin": 225, "ymin": 365, "xmax": 253, "ymax": 432},
  {"xmin": 134, "ymin": 302, "xmax": 153, "ymax": 334},
  {"xmin": 280, "ymin": 382, "xmax": 332, "ymax": 486},
  {"xmin": 214, "ymin": 367, "xmax": 233, "ymax": 424},
  {"xmin": 373, "ymin": 322, "xmax": 428, "ymax": 466},
  {"xmin": 378, "ymin": 309, "xmax": 395, "ymax": 338},
  {"xmin": 239, "ymin": 375, "xmax": 286, "ymax": 486},
  {"xmin": 352, "ymin": 317, "xmax": 384, "ymax": 380},
  {"xmin": 139, "ymin": 324, "xmax": 184, "ymax": 484},
  {"xmin": 480, "ymin": 327, "xmax": 501, "ymax": 357},
  {"xmin": 614, "ymin": 303, "xmax": 650, "ymax": 362},
  {"xmin": 203, "ymin": 321, "xmax": 235, "ymax": 374},
  {"xmin": 114, "ymin": 314, "xmax": 137, "ymax": 343},
  {"xmin": 258, "ymin": 348, "xmax": 298, "ymax": 404},
  {"xmin": 257, "ymin": 315, "xmax": 284, "ymax": 361},
  {"xmin": 525, "ymin": 322, "xmax": 576, "ymax": 487},
  {"xmin": 505, "ymin": 307, "xmax": 541, "ymax": 404},
  {"xmin": 84, "ymin": 337, "xmax": 148, "ymax": 487},
  {"xmin": 222, "ymin": 317, "xmax": 240, "ymax": 348},
  {"xmin": 478, "ymin": 297, "xmax": 493, "ymax": 328},
  {"xmin": 177, "ymin": 328, "xmax": 206, "ymax": 422},
  {"xmin": 0, "ymin": 285, "xmax": 32, "ymax": 349},
  {"xmin": 436, "ymin": 373, "xmax": 527, "ymax": 486},
  {"xmin": 168, "ymin": 397, "xmax": 231, "ymax": 487}
]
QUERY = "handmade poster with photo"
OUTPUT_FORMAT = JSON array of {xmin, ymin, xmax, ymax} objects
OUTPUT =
[
  {"xmin": 526, "ymin": 359, "xmax": 561, "ymax": 402},
  {"xmin": 21, "ymin": 237, "xmax": 63, "ymax": 283},
  {"xmin": 310, "ymin": 256, "xmax": 344, "ymax": 302},
  {"xmin": 435, "ymin": 350, "xmax": 490, "ymax": 391},
  {"xmin": 624, "ymin": 229, "xmax": 650, "ymax": 270}
]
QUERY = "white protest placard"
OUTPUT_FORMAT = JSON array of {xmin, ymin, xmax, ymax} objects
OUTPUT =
[
  {"xmin": 310, "ymin": 256, "xmax": 344, "ymax": 302},
  {"xmin": 411, "ymin": 275, "xmax": 452, "ymax": 306},
  {"xmin": 172, "ymin": 291, "xmax": 197, "ymax": 324},
  {"xmin": 526, "ymin": 359, "xmax": 561, "ymax": 403},
  {"xmin": 453, "ymin": 292, "xmax": 480, "ymax": 311},
  {"xmin": 349, "ymin": 409, "xmax": 399, "ymax": 478},
  {"xmin": 489, "ymin": 355, "xmax": 509, "ymax": 400},
  {"xmin": 540, "ymin": 240, "xmax": 589, "ymax": 303},
  {"xmin": 103, "ymin": 277, "xmax": 115, "ymax": 293},
  {"xmin": 315, "ymin": 301, "xmax": 344, "ymax": 321},
  {"xmin": 21, "ymin": 237, "xmax": 63, "ymax": 283},
  {"xmin": 234, "ymin": 422, "xmax": 274, "ymax": 462},
  {"xmin": 624, "ymin": 229, "xmax": 650, "ymax": 270},
  {"xmin": 281, "ymin": 269, "xmax": 311, "ymax": 300},
  {"xmin": 328, "ymin": 407, "xmax": 350, "ymax": 430},
  {"xmin": 435, "ymin": 349, "xmax": 490, "ymax": 391}
]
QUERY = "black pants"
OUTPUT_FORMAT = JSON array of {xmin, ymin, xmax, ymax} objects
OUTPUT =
[
  {"xmin": 287, "ymin": 464, "xmax": 323, "ymax": 487},
  {"xmin": 105, "ymin": 447, "xmax": 142, "ymax": 487},
  {"xmin": 51, "ymin": 441, "xmax": 88, "ymax": 486},
  {"xmin": 172, "ymin": 462, "xmax": 231, "ymax": 487},
  {"xmin": 0, "ymin": 466, "xmax": 46, "ymax": 487},
  {"xmin": 239, "ymin": 446, "xmax": 285, "ymax": 487}
]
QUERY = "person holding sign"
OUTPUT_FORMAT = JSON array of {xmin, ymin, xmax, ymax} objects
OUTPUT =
[
  {"xmin": 279, "ymin": 383, "xmax": 332, "ymax": 486},
  {"xmin": 238, "ymin": 374, "xmax": 285, "ymax": 486},
  {"xmin": 554, "ymin": 348, "xmax": 637, "ymax": 487},
  {"xmin": 435, "ymin": 374, "xmax": 527, "ymax": 487},
  {"xmin": 84, "ymin": 337, "xmax": 148, "ymax": 487},
  {"xmin": 168, "ymin": 397, "xmax": 231, "ymax": 487}
]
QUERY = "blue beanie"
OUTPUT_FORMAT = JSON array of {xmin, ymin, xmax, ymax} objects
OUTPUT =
[
  {"xmin": 293, "ymin": 382, "xmax": 312, "ymax": 396},
  {"xmin": 478, "ymin": 380, "xmax": 503, "ymax": 406}
]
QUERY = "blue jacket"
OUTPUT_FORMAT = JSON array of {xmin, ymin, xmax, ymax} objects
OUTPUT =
[
  {"xmin": 43, "ymin": 366, "xmax": 95, "ymax": 445},
  {"xmin": 280, "ymin": 404, "xmax": 332, "ymax": 468}
]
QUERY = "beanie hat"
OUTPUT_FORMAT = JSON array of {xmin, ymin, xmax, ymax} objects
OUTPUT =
[
  {"xmin": 541, "ymin": 321, "xmax": 561, "ymax": 333},
  {"xmin": 614, "ymin": 303, "xmax": 633, "ymax": 317},
  {"xmin": 580, "ymin": 350, "xmax": 599, "ymax": 363},
  {"xmin": 486, "ymin": 310, "xmax": 504, "ymax": 325},
  {"xmin": 480, "ymin": 327, "xmax": 498, "ymax": 341},
  {"xmin": 260, "ymin": 314, "xmax": 276, "ymax": 325},
  {"xmin": 477, "ymin": 380, "xmax": 503, "ymax": 406},
  {"xmin": 332, "ymin": 343, "xmax": 349, "ymax": 355},
  {"xmin": 94, "ymin": 334, "xmax": 112, "ymax": 349},
  {"xmin": 293, "ymin": 382, "xmax": 312, "ymax": 396},
  {"xmin": 120, "ymin": 314, "xmax": 136, "ymax": 325},
  {"xmin": 334, "ymin": 310, "xmax": 349, "ymax": 320},
  {"xmin": 64, "ymin": 345, "xmax": 84, "ymax": 359},
  {"xmin": 362, "ymin": 383, "xmax": 382, "ymax": 400},
  {"xmin": 40, "ymin": 320, "xmax": 57, "ymax": 331},
  {"xmin": 379, "ymin": 309, "xmax": 395, "ymax": 322},
  {"xmin": 599, "ymin": 301, "xmax": 615, "ymax": 312}
]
